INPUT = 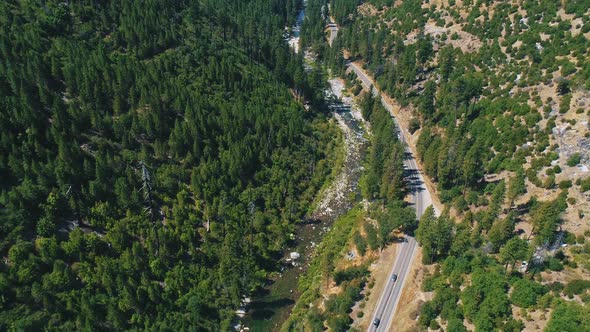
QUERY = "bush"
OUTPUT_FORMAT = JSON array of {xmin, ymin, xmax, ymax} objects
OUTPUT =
[
  {"xmin": 503, "ymin": 318, "xmax": 525, "ymax": 331},
  {"xmin": 333, "ymin": 266, "xmax": 369, "ymax": 285},
  {"xmin": 558, "ymin": 180, "xmax": 572, "ymax": 189},
  {"xmin": 418, "ymin": 301, "xmax": 438, "ymax": 328},
  {"xmin": 447, "ymin": 318, "xmax": 468, "ymax": 332},
  {"xmin": 567, "ymin": 153, "xmax": 582, "ymax": 166},
  {"xmin": 409, "ymin": 117, "xmax": 421, "ymax": 134},
  {"xmin": 564, "ymin": 232, "xmax": 576, "ymax": 245},
  {"xmin": 327, "ymin": 314, "xmax": 352, "ymax": 331},
  {"xmin": 353, "ymin": 231, "xmax": 367, "ymax": 256},
  {"xmin": 559, "ymin": 94, "xmax": 571, "ymax": 114},
  {"xmin": 510, "ymin": 279, "xmax": 548, "ymax": 308},
  {"xmin": 547, "ymin": 257, "xmax": 564, "ymax": 271},
  {"xmin": 548, "ymin": 282, "xmax": 564, "ymax": 294},
  {"xmin": 564, "ymin": 279, "xmax": 590, "ymax": 298},
  {"xmin": 557, "ymin": 78, "xmax": 571, "ymax": 95},
  {"xmin": 429, "ymin": 319, "xmax": 440, "ymax": 330},
  {"xmin": 453, "ymin": 196, "xmax": 468, "ymax": 211}
]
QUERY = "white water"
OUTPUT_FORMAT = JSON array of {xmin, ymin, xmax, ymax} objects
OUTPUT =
[{"xmin": 287, "ymin": 2, "xmax": 306, "ymax": 53}]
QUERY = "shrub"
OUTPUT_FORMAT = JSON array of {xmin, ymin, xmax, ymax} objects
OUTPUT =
[
  {"xmin": 547, "ymin": 257, "xmax": 563, "ymax": 271},
  {"xmin": 548, "ymin": 282, "xmax": 564, "ymax": 294},
  {"xmin": 510, "ymin": 279, "xmax": 548, "ymax": 308},
  {"xmin": 564, "ymin": 279, "xmax": 590, "ymax": 298},
  {"xmin": 353, "ymin": 231, "xmax": 367, "ymax": 256},
  {"xmin": 429, "ymin": 319, "xmax": 441, "ymax": 330},
  {"xmin": 558, "ymin": 180, "xmax": 572, "ymax": 189},
  {"xmin": 557, "ymin": 78, "xmax": 571, "ymax": 95},
  {"xmin": 564, "ymin": 232, "xmax": 577, "ymax": 245},
  {"xmin": 333, "ymin": 266, "xmax": 369, "ymax": 285},
  {"xmin": 409, "ymin": 117, "xmax": 421, "ymax": 134},
  {"xmin": 567, "ymin": 153, "xmax": 581, "ymax": 166},
  {"xmin": 559, "ymin": 94, "xmax": 572, "ymax": 113}
]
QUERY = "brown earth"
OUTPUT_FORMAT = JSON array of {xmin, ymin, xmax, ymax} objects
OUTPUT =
[
  {"xmin": 350, "ymin": 243, "xmax": 398, "ymax": 331},
  {"xmin": 389, "ymin": 249, "xmax": 434, "ymax": 332}
]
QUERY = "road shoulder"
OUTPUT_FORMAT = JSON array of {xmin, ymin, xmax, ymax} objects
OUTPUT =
[
  {"xmin": 389, "ymin": 248, "xmax": 434, "ymax": 331},
  {"xmin": 350, "ymin": 243, "xmax": 398, "ymax": 331}
]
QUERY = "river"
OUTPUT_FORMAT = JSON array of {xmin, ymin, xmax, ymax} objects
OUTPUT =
[{"xmin": 242, "ymin": 4, "xmax": 368, "ymax": 331}]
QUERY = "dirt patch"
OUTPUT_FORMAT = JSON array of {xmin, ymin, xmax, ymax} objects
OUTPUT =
[
  {"xmin": 513, "ymin": 306, "xmax": 551, "ymax": 332},
  {"xmin": 425, "ymin": 21, "xmax": 483, "ymax": 53},
  {"xmin": 358, "ymin": 2, "xmax": 380, "ymax": 17},
  {"xmin": 350, "ymin": 244, "xmax": 398, "ymax": 330}
]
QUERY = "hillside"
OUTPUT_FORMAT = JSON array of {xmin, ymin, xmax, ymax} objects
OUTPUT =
[
  {"xmin": 0, "ymin": 0, "xmax": 340, "ymax": 330},
  {"xmin": 291, "ymin": 0, "xmax": 590, "ymax": 331}
]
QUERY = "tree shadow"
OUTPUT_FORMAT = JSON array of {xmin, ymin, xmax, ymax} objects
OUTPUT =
[
  {"xmin": 300, "ymin": 218, "xmax": 322, "ymax": 225},
  {"xmin": 403, "ymin": 168, "xmax": 425, "ymax": 195},
  {"xmin": 514, "ymin": 200, "xmax": 533, "ymax": 216},
  {"xmin": 248, "ymin": 297, "xmax": 295, "ymax": 319},
  {"xmin": 403, "ymin": 151, "xmax": 414, "ymax": 161}
]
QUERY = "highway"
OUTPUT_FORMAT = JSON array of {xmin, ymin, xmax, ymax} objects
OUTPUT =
[{"xmin": 348, "ymin": 62, "xmax": 436, "ymax": 332}]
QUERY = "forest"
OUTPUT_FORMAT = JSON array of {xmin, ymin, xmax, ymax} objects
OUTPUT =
[
  {"xmin": 0, "ymin": 0, "xmax": 341, "ymax": 330},
  {"xmin": 298, "ymin": 0, "xmax": 590, "ymax": 330}
]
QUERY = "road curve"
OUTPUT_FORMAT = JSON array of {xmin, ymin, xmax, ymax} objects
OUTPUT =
[{"xmin": 348, "ymin": 62, "xmax": 437, "ymax": 332}]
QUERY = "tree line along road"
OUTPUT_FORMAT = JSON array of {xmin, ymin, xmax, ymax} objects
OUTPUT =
[{"xmin": 347, "ymin": 62, "xmax": 439, "ymax": 332}]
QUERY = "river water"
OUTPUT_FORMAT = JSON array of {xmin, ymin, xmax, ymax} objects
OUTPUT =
[{"xmin": 287, "ymin": 5, "xmax": 305, "ymax": 54}]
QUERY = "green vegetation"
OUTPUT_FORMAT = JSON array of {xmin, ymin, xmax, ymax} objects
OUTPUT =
[
  {"xmin": 0, "ymin": 0, "xmax": 344, "ymax": 329},
  {"xmin": 567, "ymin": 153, "xmax": 582, "ymax": 167},
  {"xmin": 563, "ymin": 279, "xmax": 590, "ymax": 298},
  {"xmin": 282, "ymin": 81, "xmax": 413, "ymax": 332},
  {"xmin": 7, "ymin": 0, "xmax": 589, "ymax": 330},
  {"xmin": 299, "ymin": 0, "xmax": 590, "ymax": 330},
  {"xmin": 546, "ymin": 302, "xmax": 590, "ymax": 332},
  {"xmin": 361, "ymin": 98, "xmax": 406, "ymax": 203},
  {"xmin": 416, "ymin": 207, "xmax": 453, "ymax": 264},
  {"xmin": 281, "ymin": 208, "xmax": 364, "ymax": 331},
  {"xmin": 510, "ymin": 278, "xmax": 547, "ymax": 308}
]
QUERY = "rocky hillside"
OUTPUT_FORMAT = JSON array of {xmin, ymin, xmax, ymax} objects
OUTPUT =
[{"xmin": 300, "ymin": 0, "xmax": 590, "ymax": 330}]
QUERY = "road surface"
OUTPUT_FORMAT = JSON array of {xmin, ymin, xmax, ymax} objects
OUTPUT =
[
  {"xmin": 348, "ymin": 62, "xmax": 437, "ymax": 332},
  {"xmin": 327, "ymin": 22, "xmax": 338, "ymax": 46}
]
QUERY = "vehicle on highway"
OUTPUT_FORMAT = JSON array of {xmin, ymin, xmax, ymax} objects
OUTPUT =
[
  {"xmin": 373, "ymin": 318, "xmax": 381, "ymax": 327},
  {"xmin": 391, "ymin": 274, "xmax": 398, "ymax": 282}
]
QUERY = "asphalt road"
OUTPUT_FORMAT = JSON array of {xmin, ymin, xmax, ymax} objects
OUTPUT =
[
  {"xmin": 327, "ymin": 22, "xmax": 338, "ymax": 46},
  {"xmin": 348, "ymin": 63, "xmax": 435, "ymax": 332}
]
